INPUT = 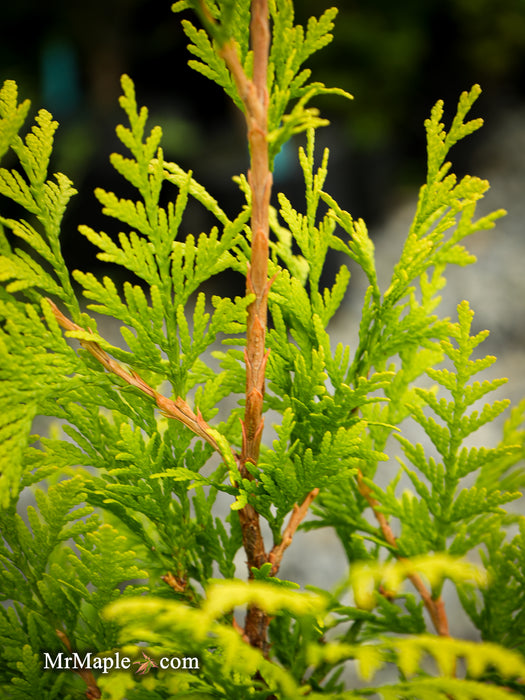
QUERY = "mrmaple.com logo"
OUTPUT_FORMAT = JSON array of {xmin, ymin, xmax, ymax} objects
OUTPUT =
[{"xmin": 42, "ymin": 650, "xmax": 199, "ymax": 675}]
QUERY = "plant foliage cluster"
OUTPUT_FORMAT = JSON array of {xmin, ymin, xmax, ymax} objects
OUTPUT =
[{"xmin": 1, "ymin": 1, "xmax": 525, "ymax": 698}]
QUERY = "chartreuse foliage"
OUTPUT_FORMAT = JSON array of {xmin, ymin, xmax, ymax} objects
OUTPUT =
[{"xmin": 0, "ymin": 1, "xmax": 524, "ymax": 699}]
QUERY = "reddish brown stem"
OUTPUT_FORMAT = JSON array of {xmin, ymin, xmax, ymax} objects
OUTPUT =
[
  {"xmin": 232, "ymin": 0, "xmax": 272, "ymax": 472},
  {"xmin": 56, "ymin": 630, "xmax": 101, "ymax": 699},
  {"xmin": 218, "ymin": 0, "xmax": 275, "ymax": 650},
  {"xmin": 218, "ymin": 1, "xmax": 271, "ymax": 471},
  {"xmin": 269, "ymin": 488, "xmax": 320, "ymax": 575},
  {"xmin": 47, "ymin": 299, "xmax": 225, "ymax": 455},
  {"xmin": 357, "ymin": 471, "xmax": 450, "ymax": 637}
]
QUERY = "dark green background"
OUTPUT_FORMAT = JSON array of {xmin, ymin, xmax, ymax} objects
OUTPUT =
[{"xmin": 2, "ymin": 0, "xmax": 525, "ymax": 268}]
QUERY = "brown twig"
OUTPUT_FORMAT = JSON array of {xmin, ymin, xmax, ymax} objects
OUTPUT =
[
  {"xmin": 215, "ymin": 0, "xmax": 274, "ymax": 651},
  {"xmin": 357, "ymin": 471, "xmax": 449, "ymax": 636},
  {"xmin": 161, "ymin": 571, "xmax": 187, "ymax": 593},
  {"xmin": 212, "ymin": 1, "xmax": 318, "ymax": 654},
  {"xmin": 269, "ymin": 488, "xmax": 320, "ymax": 575},
  {"xmin": 232, "ymin": 616, "xmax": 250, "ymax": 643},
  {"xmin": 219, "ymin": 0, "xmax": 272, "ymax": 474},
  {"xmin": 47, "ymin": 299, "xmax": 224, "ymax": 456},
  {"xmin": 55, "ymin": 629, "xmax": 101, "ymax": 699}
]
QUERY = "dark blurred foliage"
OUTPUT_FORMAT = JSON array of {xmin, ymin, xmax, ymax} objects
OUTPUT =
[{"xmin": 1, "ymin": 0, "xmax": 525, "ymax": 276}]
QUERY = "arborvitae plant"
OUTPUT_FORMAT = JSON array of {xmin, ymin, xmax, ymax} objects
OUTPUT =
[{"xmin": 1, "ymin": 1, "xmax": 525, "ymax": 698}]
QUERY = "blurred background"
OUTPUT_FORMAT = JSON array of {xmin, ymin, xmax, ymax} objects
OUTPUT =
[
  {"xmin": 2, "ymin": 0, "xmax": 525, "ymax": 244},
  {"xmin": 1, "ymin": 0, "xmax": 524, "ymax": 378}
]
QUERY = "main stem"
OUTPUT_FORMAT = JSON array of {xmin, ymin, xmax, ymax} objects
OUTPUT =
[
  {"xmin": 219, "ymin": 0, "xmax": 272, "ymax": 651},
  {"xmin": 242, "ymin": 0, "xmax": 272, "ymax": 471},
  {"xmin": 218, "ymin": 0, "xmax": 320, "ymax": 655},
  {"xmin": 240, "ymin": 0, "xmax": 273, "ymax": 651}
]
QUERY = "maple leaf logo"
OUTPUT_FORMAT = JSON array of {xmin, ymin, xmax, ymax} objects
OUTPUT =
[{"xmin": 132, "ymin": 651, "xmax": 159, "ymax": 675}]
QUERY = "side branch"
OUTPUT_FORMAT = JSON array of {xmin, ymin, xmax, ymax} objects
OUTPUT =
[
  {"xmin": 56, "ymin": 629, "xmax": 101, "ymax": 699},
  {"xmin": 357, "ymin": 471, "xmax": 450, "ymax": 637},
  {"xmin": 269, "ymin": 488, "xmax": 320, "ymax": 575},
  {"xmin": 47, "ymin": 300, "xmax": 224, "ymax": 455}
]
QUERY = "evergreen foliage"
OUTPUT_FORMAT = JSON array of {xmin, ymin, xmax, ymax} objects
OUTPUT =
[{"xmin": 1, "ymin": 1, "xmax": 524, "ymax": 698}]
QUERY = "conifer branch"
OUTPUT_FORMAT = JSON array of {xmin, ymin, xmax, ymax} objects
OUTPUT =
[
  {"xmin": 357, "ymin": 471, "xmax": 450, "ymax": 637},
  {"xmin": 47, "ymin": 299, "xmax": 224, "ymax": 455},
  {"xmin": 2, "ymin": 6, "xmax": 522, "ymax": 697}
]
